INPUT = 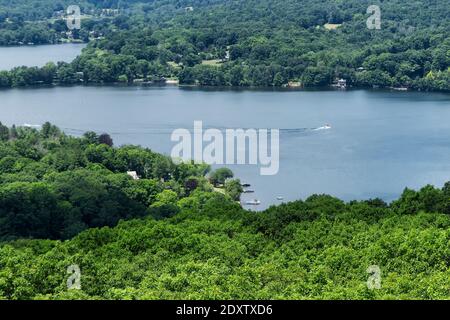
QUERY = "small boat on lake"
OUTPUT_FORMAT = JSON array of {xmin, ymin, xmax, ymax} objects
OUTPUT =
[
  {"xmin": 276, "ymin": 196, "xmax": 284, "ymax": 200},
  {"xmin": 243, "ymin": 189, "xmax": 255, "ymax": 193},
  {"xmin": 314, "ymin": 124, "xmax": 332, "ymax": 131},
  {"xmin": 245, "ymin": 199, "xmax": 261, "ymax": 206}
]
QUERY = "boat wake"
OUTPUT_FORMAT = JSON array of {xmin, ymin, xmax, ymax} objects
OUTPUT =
[
  {"xmin": 34, "ymin": 124, "xmax": 332, "ymax": 136},
  {"xmin": 312, "ymin": 125, "xmax": 332, "ymax": 131},
  {"xmin": 281, "ymin": 125, "xmax": 331, "ymax": 134}
]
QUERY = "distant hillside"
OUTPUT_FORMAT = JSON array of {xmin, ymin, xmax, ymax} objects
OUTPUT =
[{"xmin": 0, "ymin": 0, "xmax": 449, "ymax": 90}]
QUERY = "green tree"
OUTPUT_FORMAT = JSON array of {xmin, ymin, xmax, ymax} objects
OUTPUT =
[
  {"xmin": 224, "ymin": 179, "xmax": 243, "ymax": 201},
  {"xmin": 209, "ymin": 168, "xmax": 234, "ymax": 186},
  {"xmin": 0, "ymin": 122, "xmax": 10, "ymax": 141}
]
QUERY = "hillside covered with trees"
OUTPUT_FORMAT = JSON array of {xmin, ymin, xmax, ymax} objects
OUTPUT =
[
  {"xmin": 0, "ymin": 123, "xmax": 450, "ymax": 299},
  {"xmin": 0, "ymin": 0, "xmax": 449, "ymax": 91},
  {"xmin": 0, "ymin": 122, "xmax": 241, "ymax": 240}
]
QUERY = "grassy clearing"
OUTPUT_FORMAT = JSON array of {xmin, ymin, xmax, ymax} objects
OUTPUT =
[
  {"xmin": 324, "ymin": 23, "xmax": 342, "ymax": 30},
  {"xmin": 167, "ymin": 61, "xmax": 182, "ymax": 69},
  {"xmin": 201, "ymin": 59, "xmax": 223, "ymax": 66}
]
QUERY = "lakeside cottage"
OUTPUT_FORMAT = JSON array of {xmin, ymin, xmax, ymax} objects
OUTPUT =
[{"xmin": 337, "ymin": 79, "xmax": 347, "ymax": 89}]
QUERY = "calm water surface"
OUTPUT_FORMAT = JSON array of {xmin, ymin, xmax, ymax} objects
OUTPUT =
[
  {"xmin": 0, "ymin": 44, "xmax": 86, "ymax": 71},
  {"xmin": 1, "ymin": 85, "xmax": 449, "ymax": 209}
]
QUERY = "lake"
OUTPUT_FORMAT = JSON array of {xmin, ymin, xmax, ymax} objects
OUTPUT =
[
  {"xmin": 1, "ymin": 85, "xmax": 449, "ymax": 209},
  {"xmin": 0, "ymin": 44, "xmax": 87, "ymax": 71}
]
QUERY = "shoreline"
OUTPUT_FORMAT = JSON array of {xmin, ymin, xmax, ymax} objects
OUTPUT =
[{"xmin": 0, "ymin": 82, "xmax": 449, "ymax": 94}]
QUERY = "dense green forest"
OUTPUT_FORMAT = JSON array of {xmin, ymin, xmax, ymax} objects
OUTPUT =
[
  {"xmin": 0, "ymin": 123, "xmax": 449, "ymax": 299},
  {"xmin": 0, "ymin": 0, "xmax": 449, "ymax": 91}
]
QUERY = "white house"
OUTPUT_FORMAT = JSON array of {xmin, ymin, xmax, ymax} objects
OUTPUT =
[{"xmin": 127, "ymin": 171, "xmax": 140, "ymax": 180}]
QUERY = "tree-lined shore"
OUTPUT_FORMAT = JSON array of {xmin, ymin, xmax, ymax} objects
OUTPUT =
[{"xmin": 0, "ymin": 0, "xmax": 449, "ymax": 91}]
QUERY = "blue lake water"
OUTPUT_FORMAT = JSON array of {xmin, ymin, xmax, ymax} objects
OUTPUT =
[
  {"xmin": 0, "ymin": 43, "xmax": 86, "ymax": 71},
  {"xmin": 0, "ymin": 85, "xmax": 449, "ymax": 209}
]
